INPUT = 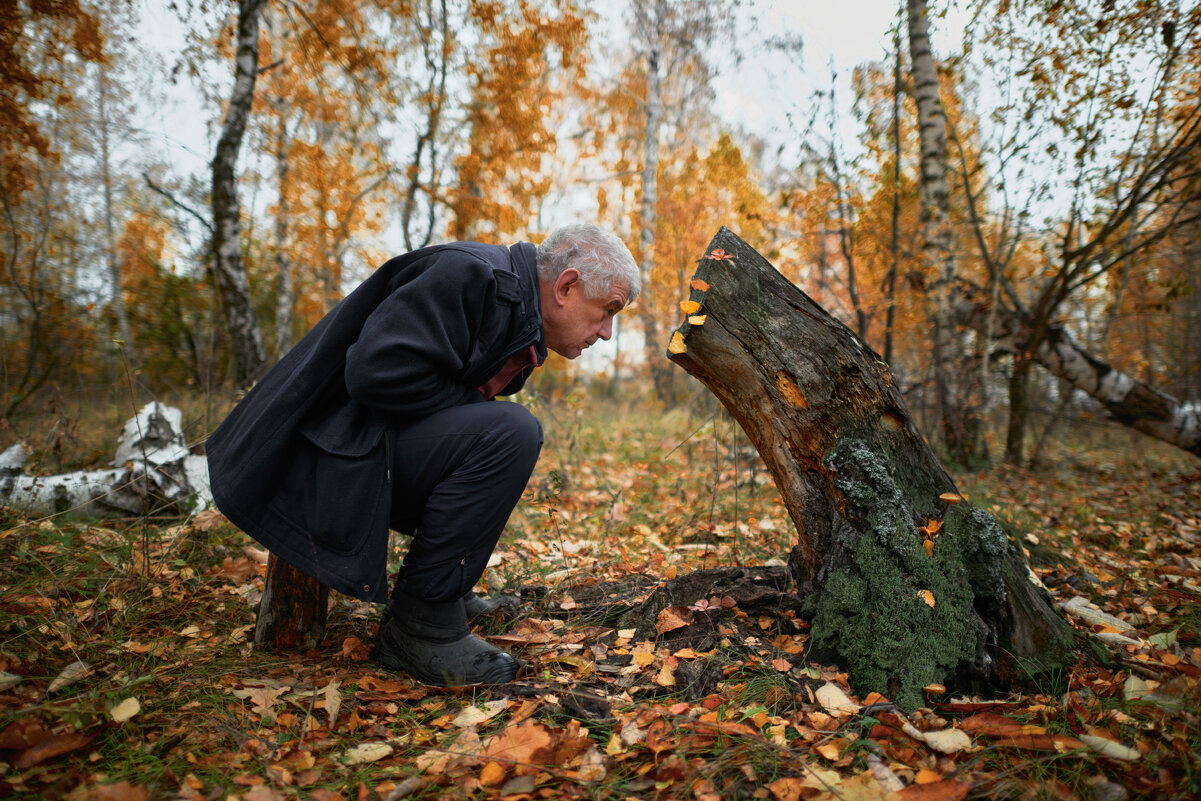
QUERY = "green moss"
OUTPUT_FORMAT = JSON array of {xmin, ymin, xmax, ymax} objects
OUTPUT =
[
  {"xmin": 806, "ymin": 441, "xmax": 978, "ymax": 711},
  {"xmin": 945, "ymin": 503, "xmax": 1009, "ymax": 601}
]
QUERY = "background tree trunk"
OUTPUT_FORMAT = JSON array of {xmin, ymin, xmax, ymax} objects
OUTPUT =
[
  {"xmin": 668, "ymin": 228, "xmax": 1073, "ymax": 710},
  {"xmin": 211, "ymin": 0, "xmax": 268, "ymax": 387},
  {"xmin": 906, "ymin": 0, "xmax": 980, "ymax": 464}
]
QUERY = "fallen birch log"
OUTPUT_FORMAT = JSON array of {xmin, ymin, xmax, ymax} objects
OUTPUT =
[{"xmin": 0, "ymin": 402, "xmax": 212, "ymax": 518}]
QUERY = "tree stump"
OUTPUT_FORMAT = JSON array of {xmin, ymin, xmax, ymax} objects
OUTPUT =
[
  {"xmin": 254, "ymin": 553, "xmax": 329, "ymax": 650},
  {"xmin": 665, "ymin": 227, "xmax": 1074, "ymax": 709}
]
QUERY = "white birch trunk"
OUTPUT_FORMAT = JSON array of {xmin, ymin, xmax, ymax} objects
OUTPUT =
[
  {"xmin": 639, "ymin": 29, "xmax": 666, "ymax": 401},
  {"xmin": 906, "ymin": 0, "xmax": 978, "ymax": 460},
  {"xmin": 211, "ymin": 0, "xmax": 268, "ymax": 386}
]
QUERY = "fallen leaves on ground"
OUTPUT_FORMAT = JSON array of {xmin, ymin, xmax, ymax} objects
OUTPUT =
[{"xmin": 1, "ymin": 414, "xmax": 1198, "ymax": 799}]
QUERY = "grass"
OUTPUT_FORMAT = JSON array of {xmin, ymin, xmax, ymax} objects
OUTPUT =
[{"xmin": 1, "ymin": 390, "xmax": 1199, "ymax": 799}]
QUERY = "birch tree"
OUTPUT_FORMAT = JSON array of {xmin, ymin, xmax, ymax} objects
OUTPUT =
[
  {"xmin": 906, "ymin": 0, "xmax": 981, "ymax": 463},
  {"xmin": 628, "ymin": 0, "xmax": 736, "ymax": 405},
  {"xmin": 210, "ymin": 0, "xmax": 268, "ymax": 387}
]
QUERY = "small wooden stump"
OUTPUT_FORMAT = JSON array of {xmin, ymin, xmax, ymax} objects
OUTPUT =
[{"xmin": 254, "ymin": 553, "xmax": 329, "ymax": 651}]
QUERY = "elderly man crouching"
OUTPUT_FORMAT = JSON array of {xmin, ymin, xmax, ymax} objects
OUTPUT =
[{"xmin": 206, "ymin": 225, "xmax": 639, "ymax": 686}]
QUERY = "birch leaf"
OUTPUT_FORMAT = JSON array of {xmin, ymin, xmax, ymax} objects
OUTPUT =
[
  {"xmin": 108, "ymin": 696, "xmax": 141, "ymax": 723},
  {"xmin": 344, "ymin": 742, "xmax": 393, "ymax": 764},
  {"xmin": 48, "ymin": 660, "xmax": 90, "ymax": 694}
]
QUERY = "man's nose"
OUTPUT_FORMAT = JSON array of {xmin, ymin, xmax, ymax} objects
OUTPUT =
[{"xmin": 599, "ymin": 318, "xmax": 614, "ymax": 340}]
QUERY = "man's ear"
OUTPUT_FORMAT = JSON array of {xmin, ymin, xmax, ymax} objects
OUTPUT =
[{"xmin": 553, "ymin": 268, "xmax": 582, "ymax": 305}]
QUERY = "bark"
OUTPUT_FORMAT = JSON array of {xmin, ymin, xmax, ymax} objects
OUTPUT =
[
  {"xmin": 637, "ymin": 27, "xmax": 671, "ymax": 405},
  {"xmin": 96, "ymin": 64, "xmax": 132, "ymax": 352},
  {"xmin": 255, "ymin": 553, "xmax": 329, "ymax": 651},
  {"xmin": 211, "ymin": 0, "xmax": 268, "ymax": 387},
  {"xmin": 0, "ymin": 403, "xmax": 212, "ymax": 517},
  {"xmin": 667, "ymin": 228, "xmax": 1073, "ymax": 710},
  {"xmin": 905, "ymin": 0, "xmax": 980, "ymax": 463},
  {"xmin": 963, "ymin": 299, "xmax": 1201, "ymax": 459},
  {"xmin": 271, "ymin": 108, "xmax": 292, "ymax": 359}
]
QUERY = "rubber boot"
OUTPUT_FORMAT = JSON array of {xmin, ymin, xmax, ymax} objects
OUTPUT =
[
  {"xmin": 375, "ymin": 591, "xmax": 520, "ymax": 686},
  {"xmin": 462, "ymin": 590, "xmax": 521, "ymax": 620},
  {"xmin": 379, "ymin": 590, "xmax": 520, "ymax": 631}
]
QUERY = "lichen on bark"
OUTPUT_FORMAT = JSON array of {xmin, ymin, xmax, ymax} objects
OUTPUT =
[{"xmin": 805, "ymin": 440, "xmax": 977, "ymax": 711}]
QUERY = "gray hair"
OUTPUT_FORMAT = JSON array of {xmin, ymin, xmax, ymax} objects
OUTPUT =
[{"xmin": 535, "ymin": 224, "xmax": 641, "ymax": 303}]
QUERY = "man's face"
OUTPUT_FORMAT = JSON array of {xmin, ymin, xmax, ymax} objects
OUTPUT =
[{"xmin": 542, "ymin": 269, "xmax": 629, "ymax": 360}]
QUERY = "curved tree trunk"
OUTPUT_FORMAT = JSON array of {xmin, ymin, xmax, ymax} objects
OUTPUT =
[
  {"xmin": 667, "ymin": 228, "xmax": 1073, "ymax": 710},
  {"xmin": 963, "ymin": 298, "xmax": 1201, "ymax": 459},
  {"xmin": 211, "ymin": 0, "xmax": 268, "ymax": 387}
]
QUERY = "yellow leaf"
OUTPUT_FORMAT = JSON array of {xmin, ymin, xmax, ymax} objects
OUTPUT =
[
  {"xmin": 939, "ymin": 492, "xmax": 964, "ymax": 504},
  {"xmin": 680, "ymin": 300, "xmax": 700, "ymax": 314},
  {"xmin": 653, "ymin": 663, "xmax": 676, "ymax": 687},
  {"xmin": 109, "ymin": 696, "xmax": 140, "ymax": 723},
  {"xmin": 344, "ymin": 742, "xmax": 393, "ymax": 765},
  {"xmin": 923, "ymin": 539, "xmax": 935, "ymax": 557},
  {"xmin": 919, "ymin": 590, "xmax": 936, "ymax": 608},
  {"xmin": 814, "ymin": 741, "xmax": 842, "ymax": 761},
  {"xmin": 668, "ymin": 331, "xmax": 687, "ymax": 354},
  {"xmin": 688, "ymin": 315, "xmax": 707, "ymax": 326}
]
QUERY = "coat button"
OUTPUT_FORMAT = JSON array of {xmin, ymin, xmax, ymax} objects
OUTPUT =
[{"xmin": 362, "ymin": 584, "xmax": 371, "ymax": 593}]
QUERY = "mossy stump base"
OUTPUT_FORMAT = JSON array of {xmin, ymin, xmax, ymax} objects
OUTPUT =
[{"xmin": 660, "ymin": 227, "xmax": 1074, "ymax": 710}]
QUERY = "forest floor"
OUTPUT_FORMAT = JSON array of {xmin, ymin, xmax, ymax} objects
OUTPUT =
[{"xmin": 0, "ymin": 400, "xmax": 1198, "ymax": 801}]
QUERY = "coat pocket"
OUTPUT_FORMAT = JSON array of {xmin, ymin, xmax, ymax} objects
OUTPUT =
[{"xmin": 271, "ymin": 435, "xmax": 389, "ymax": 558}]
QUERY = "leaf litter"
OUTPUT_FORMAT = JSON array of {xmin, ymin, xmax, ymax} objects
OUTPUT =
[{"xmin": 0, "ymin": 411, "xmax": 1198, "ymax": 799}]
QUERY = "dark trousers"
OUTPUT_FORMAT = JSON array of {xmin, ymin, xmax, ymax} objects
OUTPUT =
[{"xmin": 387, "ymin": 400, "xmax": 542, "ymax": 602}]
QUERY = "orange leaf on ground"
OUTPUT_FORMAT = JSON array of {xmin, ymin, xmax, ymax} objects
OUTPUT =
[
  {"xmin": 646, "ymin": 718, "xmax": 676, "ymax": 754},
  {"xmin": 94, "ymin": 781, "xmax": 151, "ymax": 801},
  {"xmin": 919, "ymin": 590, "xmax": 936, "ymax": 608},
  {"xmin": 915, "ymin": 768, "xmax": 943, "ymax": 784},
  {"xmin": 483, "ymin": 721, "xmax": 554, "ymax": 765},
  {"xmin": 656, "ymin": 606, "xmax": 693, "ymax": 634},
  {"xmin": 767, "ymin": 777, "xmax": 803, "ymax": 801},
  {"xmin": 479, "ymin": 761, "xmax": 506, "ymax": 786},
  {"xmin": 958, "ymin": 713, "xmax": 1043, "ymax": 737},
  {"xmin": 993, "ymin": 733, "xmax": 1085, "ymax": 751},
  {"xmin": 0, "ymin": 719, "xmax": 51, "ymax": 750},
  {"xmin": 341, "ymin": 637, "xmax": 369, "ymax": 661},
  {"xmin": 13, "ymin": 732, "xmax": 93, "ymax": 769},
  {"xmin": 895, "ymin": 778, "xmax": 969, "ymax": 801}
]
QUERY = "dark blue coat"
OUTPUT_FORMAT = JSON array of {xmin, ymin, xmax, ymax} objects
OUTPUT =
[{"xmin": 205, "ymin": 242, "xmax": 545, "ymax": 602}]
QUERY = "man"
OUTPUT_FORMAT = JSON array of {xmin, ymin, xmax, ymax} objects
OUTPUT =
[{"xmin": 206, "ymin": 224, "xmax": 639, "ymax": 687}]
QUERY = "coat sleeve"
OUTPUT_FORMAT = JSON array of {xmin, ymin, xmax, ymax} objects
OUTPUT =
[{"xmin": 343, "ymin": 253, "xmax": 503, "ymax": 419}]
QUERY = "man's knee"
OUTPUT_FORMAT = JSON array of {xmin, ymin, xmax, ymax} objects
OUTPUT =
[{"xmin": 482, "ymin": 402, "xmax": 542, "ymax": 469}]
